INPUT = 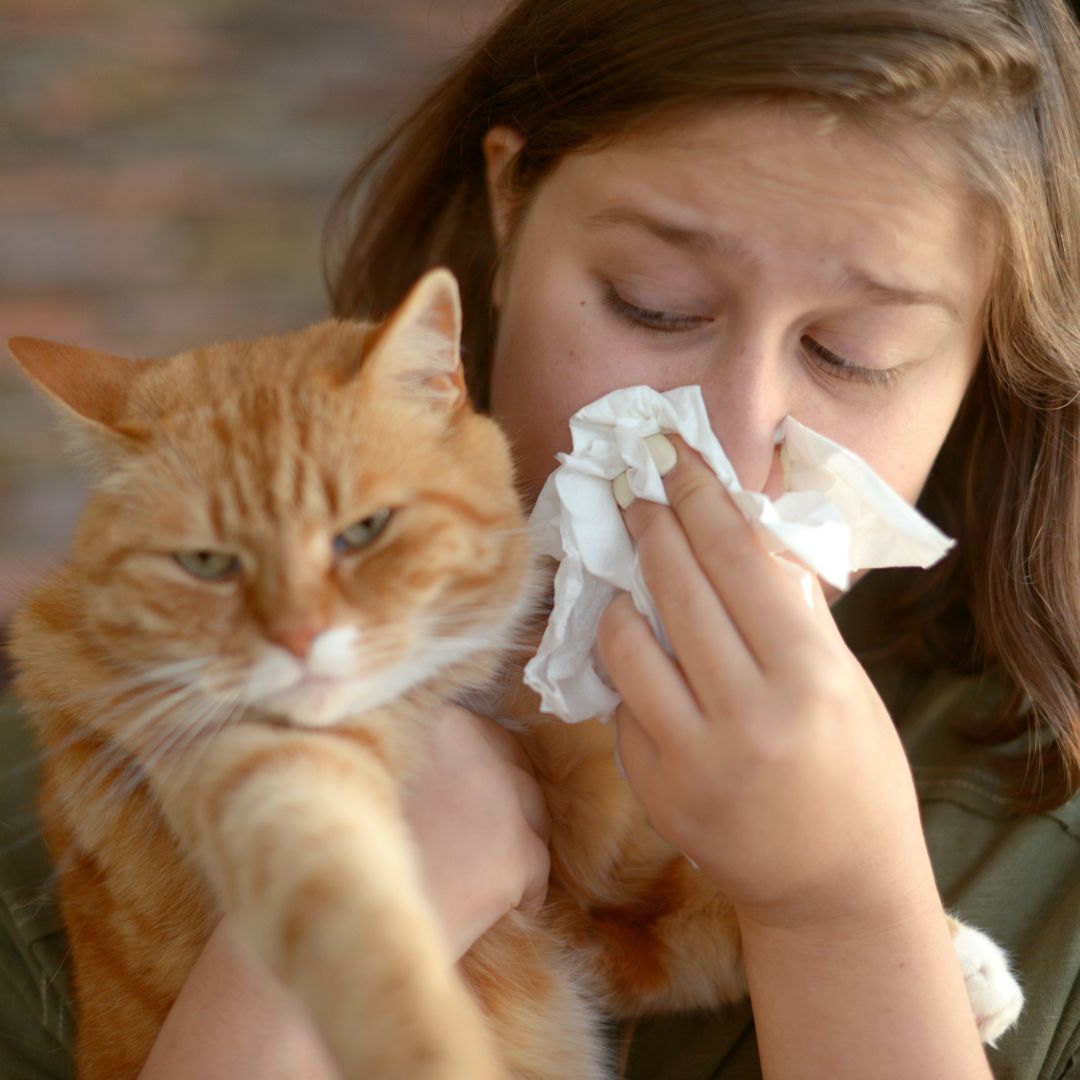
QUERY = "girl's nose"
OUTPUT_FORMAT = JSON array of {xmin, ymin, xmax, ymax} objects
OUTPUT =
[{"xmin": 699, "ymin": 343, "xmax": 792, "ymax": 500}]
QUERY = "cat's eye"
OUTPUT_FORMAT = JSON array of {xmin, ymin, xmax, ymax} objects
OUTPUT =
[
  {"xmin": 335, "ymin": 509, "xmax": 392, "ymax": 553},
  {"xmin": 174, "ymin": 550, "xmax": 240, "ymax": 581}
]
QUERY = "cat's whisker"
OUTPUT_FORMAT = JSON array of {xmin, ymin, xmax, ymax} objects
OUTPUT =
[
  {"xmin": 0, "ymin": 744, "xmax": 50, "ymax": 786},
  {"xmin": 0, "ymin": 673, "xmax": 210, "ymax": 790},
  {"xmin": 151, "ymin": 693, "xmax": 247, "ymax": 797},
  {"xmin": 70, "ymin": 657, "xmax": 211, "ymax": 699},
  {"xmin": 67, "ymin": 689, "xmax": 238, "ymax": 824},
  {"xmin": 138, "ymin": 688, "xmax": 239, "ymax": 773},
  {"xmin": 198, "ymin": 601, "xmax": 533, "ymax": 706},
  {"xmin": 50, "ymin": 680, "xmax": 219, "ymax": 815},
  {"xmin": 112, "ymin": 677, "xmax": 244, "ymax": 778},
  {"xmin": 0, "ymin": 819, "xmax": 56, "ymax": 862},
  {"xmin": 111, "ymin": 681, "xmax": 212, "ymax": 747}
]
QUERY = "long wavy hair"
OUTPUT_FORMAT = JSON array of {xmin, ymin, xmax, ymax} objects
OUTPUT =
[{"xmin": 324, "ymin": 0, "xmax": 1080, "ymax": 807}]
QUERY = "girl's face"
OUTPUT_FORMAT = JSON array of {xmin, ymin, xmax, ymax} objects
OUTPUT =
[{"xmin": 485, "ymin": 103, "xmax": 992, "ymax": 508}]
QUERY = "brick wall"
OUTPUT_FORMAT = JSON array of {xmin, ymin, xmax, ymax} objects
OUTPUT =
[{"xmin": 0, "ymin": 0, "xmax": 504, "ymax": 618}]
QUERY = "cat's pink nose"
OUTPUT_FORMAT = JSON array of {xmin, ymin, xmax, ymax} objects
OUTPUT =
[{"xmin": 267, "ymin": 621, "xmax": 320, "ymax": 660}]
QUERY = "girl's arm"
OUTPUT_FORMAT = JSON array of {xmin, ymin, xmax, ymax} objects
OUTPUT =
[
  {"xmin": 598, "ymin": 436, "xmax": 992, "ymax": 1080},
  {"xmin": 139, "ymin": 705, "xmax": 550, "ymax": 1079},
  {"xmin": 139, "ymin": 917, "xmax": 339, "ymax": 1080}
]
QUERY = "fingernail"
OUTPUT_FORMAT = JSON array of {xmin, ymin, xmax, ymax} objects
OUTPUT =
[
  {"xmin": 644, "ymin": 433, "xmax": 677, "ymax": 476},
  {"xmin": 613, "ymin": 471, "xmax": 634, "ymax": 509}
]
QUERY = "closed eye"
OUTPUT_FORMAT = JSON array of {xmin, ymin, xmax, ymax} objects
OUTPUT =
[
  {"xmin": 800, "ymin": 336, "xmax": 901, "ymax": 388},
  {"xmin": 601, "ymin": 283, "xmax": 711, "ymax": 333},
  {"xmin": 602, "ymin": 278, "xmax": 901, "ymax": 387}
]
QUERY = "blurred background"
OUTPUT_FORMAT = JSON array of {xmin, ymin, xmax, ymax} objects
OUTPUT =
[
  {"xmin": 5, "ymin": 1, "xmax": 1079, "ymax": 626},
  {"xmin": 0, "ymin": 0, "xmax": 505, "ymax": 622}
]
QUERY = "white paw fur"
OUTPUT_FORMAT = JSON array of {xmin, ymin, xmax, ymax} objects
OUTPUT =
[{"xmin": 950, "ymin": 920, "xmax": 1024, "ymax": 1046}]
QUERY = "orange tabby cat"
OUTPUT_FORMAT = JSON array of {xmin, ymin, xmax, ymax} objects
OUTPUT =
[
  {"xmin": 9, "ymin": 269, "xmax": 609, "ymax": 1079},
  {"xmin": 8, "ymin": 267, "xmax": 1021, "ymax": 1080}
]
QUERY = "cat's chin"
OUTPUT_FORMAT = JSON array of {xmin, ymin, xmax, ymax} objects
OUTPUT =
[{"xmin": 258, "ymin": 677, "xmax": 357, "ymax": 728}]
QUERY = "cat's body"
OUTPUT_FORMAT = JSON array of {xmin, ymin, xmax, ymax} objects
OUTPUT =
[{"xmin": 8, "ymin": 269, "xmax": 1021, "ymax": 1079}]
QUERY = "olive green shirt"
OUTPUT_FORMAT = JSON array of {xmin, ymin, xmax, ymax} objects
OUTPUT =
[
  {"xmin": 0, "ymin": 693, "xmax": 73, "ymax": 1079},
  {"xmin": 1, "ymin": 583, "xmax": 1078, "ymax": 1078}
]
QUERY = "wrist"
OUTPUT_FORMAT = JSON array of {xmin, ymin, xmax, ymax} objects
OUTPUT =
[
  {"xmin": 736, "ymin": 878, "xmax": 992, "ymax": 1080},
  {"xmin": 732, "ymin": 840, "xmax": 944, "ymax": 943}
]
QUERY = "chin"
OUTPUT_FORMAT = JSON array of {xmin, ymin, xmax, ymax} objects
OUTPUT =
[{"xmin": 258, "ymin": 678, "xmax": 358, "ymax": 728}]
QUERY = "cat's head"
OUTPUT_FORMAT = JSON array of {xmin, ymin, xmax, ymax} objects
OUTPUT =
[{"xmin": 9, "ymin": 269, "xmax": 533, "ymax": 729}]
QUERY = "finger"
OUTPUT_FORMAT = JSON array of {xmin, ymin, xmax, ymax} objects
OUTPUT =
[
  {"xmin": 424, "ymin": 707, "xmax": 551, "ymax": 842},
  {"xmin": 620, "ymin": 493, "xmax": 758, "ymax": 709},
  {"xmin": 598, "ymin": 590, "xmax": 704, "ymax": 749},
  {"xmin": 516, "ymin": 832, "xmax": 551, "ymax": 915},
  {"xmin": 510, "ymin": 766, "xmax": 552, "ymax": 843},
  {"xmin": 443, "ymin": 707, "xmax": 552, "ymax": 839},
  {"xmin": 657, "ymin": 437, "xmax": 823, "ymax": 664},
  {"xmin": 769, "ymin": 552, "xmax": 846, "ymax": 640},
  {"xmin": 806, "ymin": 567, "xmax": 850, "ymax": 646},
  {"xmin": 612, "ymin": 702, "xmax": 662, "ymax": 788},
  {"xmin": 440, "ymin": 704, "xmax": 536, "ymax": 775}
]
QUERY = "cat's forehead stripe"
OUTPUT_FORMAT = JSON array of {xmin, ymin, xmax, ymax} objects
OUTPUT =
[
  {"xmin": 196, "ymin": 390, "xmax": 341, "ymax": 534},
  {"xmin": 207, "ymin": 488, "xmax": 226, "ymax": 540},
  {"xmin": 322, "ymin": 473, "xmax": 340, "ymax": 519}
]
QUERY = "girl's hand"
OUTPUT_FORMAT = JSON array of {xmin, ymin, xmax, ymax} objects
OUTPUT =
[
  {"xmin": 402, "ymin": 705, "xmax": 551, "ymax": 959},
  {"xmin": 597, "ymin": 437, "xmax": 932, "ymax": 933}
]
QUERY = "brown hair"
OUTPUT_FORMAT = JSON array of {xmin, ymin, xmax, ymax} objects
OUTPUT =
[{"xmin": 324, "ymin": 0, "xmax": 1080, "ymax": 806}]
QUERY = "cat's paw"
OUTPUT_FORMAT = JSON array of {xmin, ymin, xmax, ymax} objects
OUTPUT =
[{"xmin": 950, "ymin": 920, "xmax": 1023, "ymax": 1046}]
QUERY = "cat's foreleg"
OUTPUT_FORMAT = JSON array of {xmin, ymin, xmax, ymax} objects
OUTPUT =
[{"xmin": 149, "ymin": 722, "xmax": 503, "ymax": 1080}]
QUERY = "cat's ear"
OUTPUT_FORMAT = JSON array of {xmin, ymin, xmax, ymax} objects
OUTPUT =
[
  {"xmin": 364, "ymin": 268, "xmax": 467, "ymax": 411},
  {"xmin": 7, "ymin": 337, "xmax": 150, "ymax": 456}
]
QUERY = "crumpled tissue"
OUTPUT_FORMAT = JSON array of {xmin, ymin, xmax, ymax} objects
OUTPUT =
[{"xmin": 523, "ymin": 385, "xmax": 954, "ymax": 724}]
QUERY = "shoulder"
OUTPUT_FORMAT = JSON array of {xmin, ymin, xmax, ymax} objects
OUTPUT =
[{"xmin": 0, "ymin": 691, "xmax": 74, "ymax": 1075}]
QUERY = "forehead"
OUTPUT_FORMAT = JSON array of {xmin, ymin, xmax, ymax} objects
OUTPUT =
[
  {"xmin": 542, "ymin": 101, "xmax": 993, "ymax": 314},
  {"xmin": 133, "ymin": 366, "xmax": 392, "ymax": 532}
]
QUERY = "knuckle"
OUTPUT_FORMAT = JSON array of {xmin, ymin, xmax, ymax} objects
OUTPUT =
[
  {"xmin": 627, "ymin": 502, "xmax": 671, "ymax": 552},
  {"xmin": 664, "ymin": 461, "xmax": 715, "ymax": 505},
  {"xmin": 597, "ymin": 596, "xmax": 649, "ymax": 670},
  {"xmin": 741, "ymin": 729, "xmax": 792, "ymax": 771},
  {"xmin": 662, "ymin": 565, "xmax": 712, "ymax": 616},
  {"xmin": 785, "ymin": 647, "xmax": 851, "ymax": 709},
  {"xmin": 646, "ymin": 800, "xmax": 698, "ymax": 853},
  {"xmin": 488, "ymin": 724, "xmax": 533, "ymax": 772},
  {"xmin": 693, "ymin": 518, "xmax": 759, "ymax": 574},
  {"xmin": 622, "ymin": 498, "xmax": 665, "ymax": 540}
]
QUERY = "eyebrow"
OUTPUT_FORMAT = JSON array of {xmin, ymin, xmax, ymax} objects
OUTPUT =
[
  {"xmin": 585, "ymin": 207, "xmax": 748, "ymax": 260},
  {"xmin": 584, "ymin": 206, "xmax": 962, "ymax": 323}
]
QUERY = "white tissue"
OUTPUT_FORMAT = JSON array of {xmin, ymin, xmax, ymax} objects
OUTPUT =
[{"xmin": 523, "ymin": 385, "xmax": 954, "ymax": 724}]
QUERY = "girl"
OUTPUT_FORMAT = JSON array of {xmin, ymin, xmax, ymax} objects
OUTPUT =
[{"xmin": 5, "ymin": 0, "xmax": 1080, "ymax": 1077}]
